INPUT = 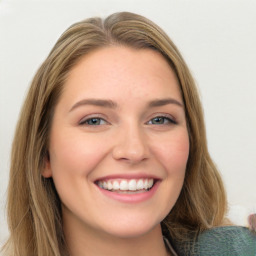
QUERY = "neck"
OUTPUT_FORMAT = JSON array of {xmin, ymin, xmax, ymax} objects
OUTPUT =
[{"xmin": 64, "ymin": 220, "xmax": 169, "ymax": 256}]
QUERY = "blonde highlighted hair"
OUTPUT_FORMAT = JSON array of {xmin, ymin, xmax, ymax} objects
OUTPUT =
[{"xmin": 2, "ymin": 12, "xmax": 227, "ymax": 256}]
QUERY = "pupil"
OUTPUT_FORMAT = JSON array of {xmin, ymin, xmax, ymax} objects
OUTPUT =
[
  {"xmin": 153, "ymin": 117, "xmax": 163, "ymax": 124},
  {"xmin": 89, "ymin": 118, "xmax": 100, "ymax": 125}
]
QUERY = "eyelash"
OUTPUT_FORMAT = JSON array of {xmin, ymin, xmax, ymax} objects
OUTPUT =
[
  {"xmin": 79, "ymin": 115, "xmax": 176, "ymax": 126},
  {"xmin": 79, "ymin": 117, "xmax": 108, "ymax": 126},
  {"xmin": 147, "ymin": 115, "xmax": 177, "ymax": 125}
]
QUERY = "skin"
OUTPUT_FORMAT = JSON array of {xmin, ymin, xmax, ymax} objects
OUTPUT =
[{"xmin": 43, "ymin": 46, "xmax": 190, "ymax": 256}]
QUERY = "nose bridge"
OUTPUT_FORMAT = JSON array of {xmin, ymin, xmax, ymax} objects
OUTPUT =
[{"xmin": 112, "ymin": 121, "xmax": 148, "ymax": 163}]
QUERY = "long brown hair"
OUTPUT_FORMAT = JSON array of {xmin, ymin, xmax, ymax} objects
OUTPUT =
[{"xmin": 2, "ymin": 12, "xmax": 227, "ymax": 256}]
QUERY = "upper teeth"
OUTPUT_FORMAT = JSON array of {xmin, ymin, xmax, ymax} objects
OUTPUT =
[{"xmin": 98, "ymin": 179, "xmax": 154, "ymax": 191}]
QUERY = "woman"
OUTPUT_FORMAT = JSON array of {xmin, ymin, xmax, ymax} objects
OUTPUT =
[{"xmin": 2, "ymin": 12, "xmax": 255, "ymax": 256}]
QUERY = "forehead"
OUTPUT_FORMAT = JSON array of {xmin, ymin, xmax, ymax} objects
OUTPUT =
[{"xmin": 62, "ymin": 46, "xmax": 182, "ymax": 104}]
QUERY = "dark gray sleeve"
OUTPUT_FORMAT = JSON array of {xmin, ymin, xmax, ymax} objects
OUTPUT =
[{"xmin": 197, "ymin": 226, "xmax": 256, "ymax": 256}]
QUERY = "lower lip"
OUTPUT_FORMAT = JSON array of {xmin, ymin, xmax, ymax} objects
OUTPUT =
[{"xmin": 96, "ymin": 181, "xmax": 160, "ymax": 203}]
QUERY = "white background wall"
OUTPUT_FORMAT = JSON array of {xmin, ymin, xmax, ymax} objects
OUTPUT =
[{"xmin": 0, "ymin": 0, "xmax": 255, "ymax": 245}]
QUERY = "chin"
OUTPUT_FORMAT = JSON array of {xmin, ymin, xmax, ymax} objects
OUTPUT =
[{"xmin": 97, "ymin": 215, "xmax": 163, "ymax": 239}]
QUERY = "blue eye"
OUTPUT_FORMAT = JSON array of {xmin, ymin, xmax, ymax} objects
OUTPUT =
[
  {"xmin": 80, "ymin": 118, "xmax": 107, "ymax": 126},
  {"xmin": 148, "ymin": 116, "xmax": 176, "ymax": 125}
]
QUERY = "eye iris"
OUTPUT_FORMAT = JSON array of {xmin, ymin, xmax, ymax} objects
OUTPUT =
[
  {"xmin": 152, "ymin": 117, "xmax": 164, "ymax": 124},
  {"xmin": 88, "ymin": 118, "xmax": 101, "ymax": 125}
]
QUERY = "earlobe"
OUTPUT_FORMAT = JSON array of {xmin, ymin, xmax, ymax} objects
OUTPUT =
[{"xmin": 41, "ymin": 153, "xmax": 52, "ymax": 178}]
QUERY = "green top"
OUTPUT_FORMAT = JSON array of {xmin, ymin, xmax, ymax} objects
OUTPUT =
[{"xmin": 166, "ymin": 226, "xmax": 256, "ymax": 256}]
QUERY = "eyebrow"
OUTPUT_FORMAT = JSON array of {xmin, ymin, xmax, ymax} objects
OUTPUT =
[
  {"xmin": 147, "ymin": 98, "xmax": 183, "ymax": 108},
  {"xmin": 69, "ymin": 97, "xmax": 183, "ymax": 112},
  {"xmin": 69, "ymin": 99, "xmax": 117, "ymax": 112}
]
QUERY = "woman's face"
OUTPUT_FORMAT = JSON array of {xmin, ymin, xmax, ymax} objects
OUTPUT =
[{"xmin": 43, "ymin": 46, "xmax": 189, "ymax": 239}]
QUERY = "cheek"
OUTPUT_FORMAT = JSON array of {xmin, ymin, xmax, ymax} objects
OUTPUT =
[
  {"xmin": 49, "ymin": 130, "xmax": 109, "ymax": 178},
  {"xmin": 152, "ymin": 130, "xmax": 189, "ymax": 174},
  {"xmin": 48, "ymin": 130, "xmax": 110, "ymax": 210}
]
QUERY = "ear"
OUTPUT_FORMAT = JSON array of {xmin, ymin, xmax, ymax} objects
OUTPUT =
[{"xmin": 41, "ymin": 152, "xmax": 53, "ymax": 178}]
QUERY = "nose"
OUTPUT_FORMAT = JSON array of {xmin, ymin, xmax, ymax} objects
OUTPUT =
[{"xmin": 112, "ymin": 124, "xmax": 149, "ymax": 164}]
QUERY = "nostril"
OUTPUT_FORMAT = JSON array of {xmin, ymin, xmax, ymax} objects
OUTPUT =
[{"xmin": 112, "ymin": 148, "xmax": 148, "ymax": 163}]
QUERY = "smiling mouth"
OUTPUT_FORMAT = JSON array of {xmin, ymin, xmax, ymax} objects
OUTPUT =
[{"xmin": 96, "ymin": 178, "xmax": 155, "ymax": 194}]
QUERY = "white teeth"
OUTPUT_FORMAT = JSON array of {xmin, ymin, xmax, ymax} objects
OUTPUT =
[
  {"xmin": 113, "ymin": 181, "xmax": 119, "ymax": 190},
  {"xmin": 107, "ymin": 180, "xmax": 112, "ymax": 190},
  {"xmin": 128, "ymin": 179, "xmax": 137, "ymax": 191},
  {"xmin": 144, "ymin": 179, "xmax": 149, "ymax": 189},
  {"xmin": 137, "ymin": 179, "xmax": 144, "ymax": 190},
  {"xmin": 120, "ymin": 180, "xmax": 128, "ymax": 190},
  {"xmin": 148, "ymin": 179, "xmax": 153, "ymax": 188},
  {"xmin": 98, "ymin": 178, "xmax": 154, "ymax": 192}
]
